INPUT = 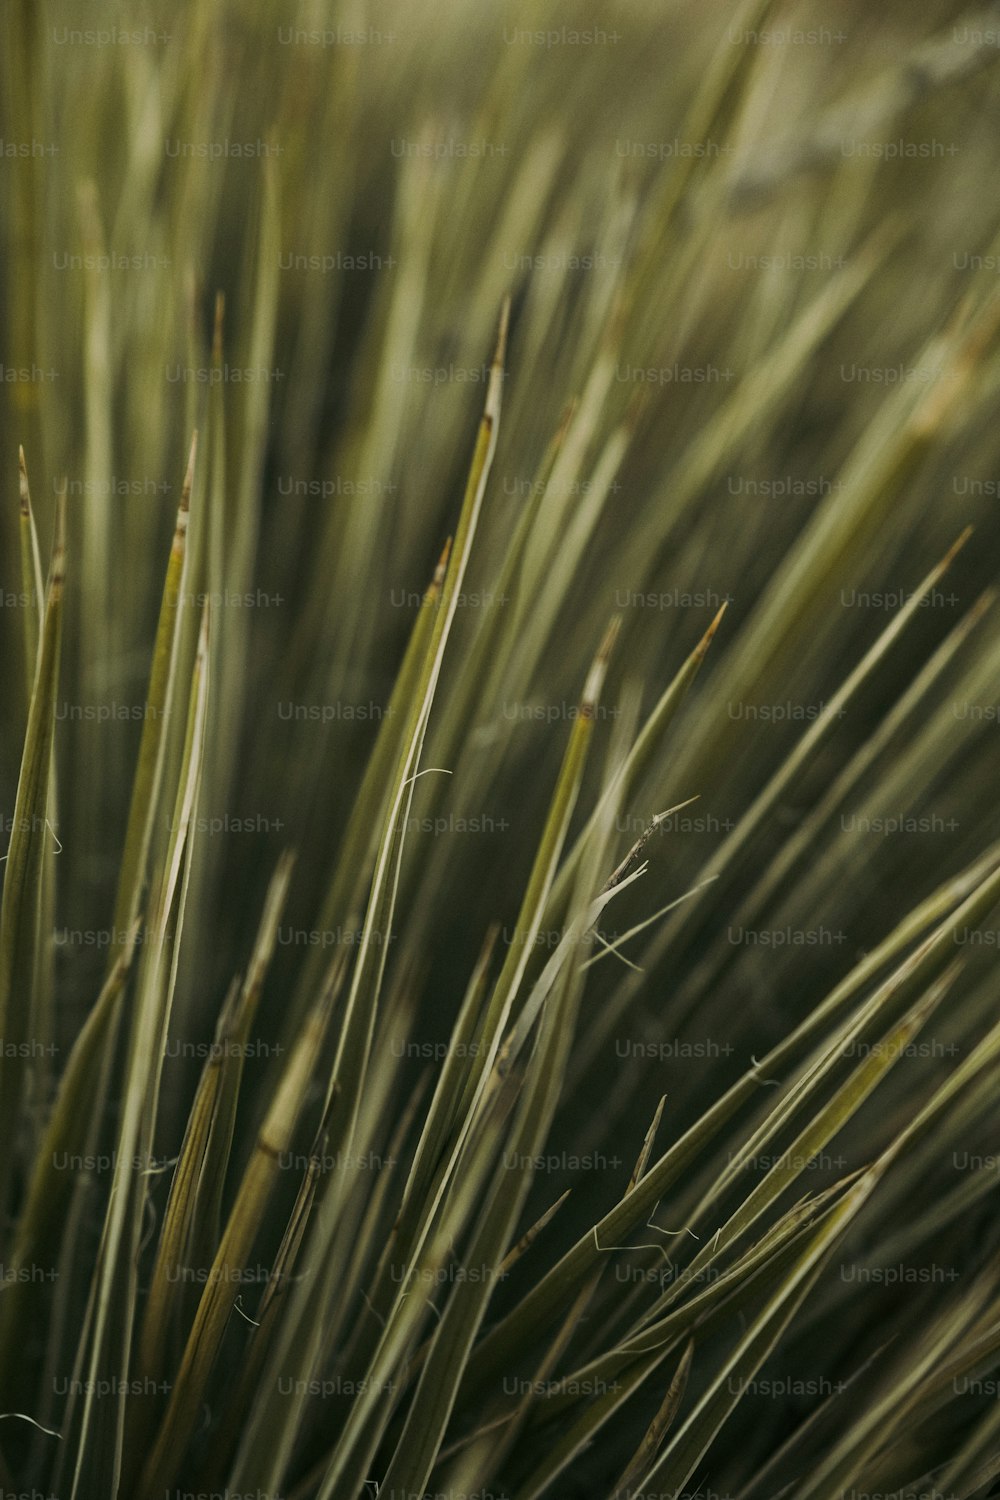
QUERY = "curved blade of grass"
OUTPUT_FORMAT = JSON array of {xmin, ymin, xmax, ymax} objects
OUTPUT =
[
  {"xmin": 319, "ymin": 298, "xmax": 510, "ymax": 1142},
  {"xmin": 295, "ymin": 623, "xmax": 618, "ymax": 1500},
  {"xmin": 111, "ymin": 432, "xmax": 197, "ymax": 941},
  {"xmin": 371, "ymin": 642, "xmax": 617, "ymax": 1500},
  {"xmin": 66, "ymin": 606, "xmax": 210, "ymax": 1500},
  {"xmin": 669, "ymin": 589, "xmax": 994, "ymax": 1022},
  {"xmin": 16, "ymin": 448, "xmax": 58, "ymax": 1128},
  {"xmin": 135, "ymin": 977, "xmax": 332, "ymax": 1500},
  {"xmin": 611, "ymin": 528, "xmax": 972, "ymax": 1000},
  {"xmin": 441, "ymin": 783, "xmax": 653, "ymax": 1486},
  {"xmin": 189, "ymin": 849, "xmax": 295, "ymax": 1265},
  {"xmin": 643, "ymin": 1173, "xmax": 881, "ymax": 1496},
  {"xmin": 611, "ymin": 1341, "xmax": 694, "ymax": 1500},
  {"xmin": 0, "ymin": 924, "xmax": 138, "ymax": 1399},
  {"xmin": 515, "ymin": 1340, "xmax": 678, "ymax": 1500},
  {"xmin": 135, "ymin": 972, "xmax": 242, "ymax": 1381},
  {"xmin": 428, "ymin": 400, "xmax": 576, "ymax": 769},
  {"xmin": 547, "ymin": 603, "xmax": 727, "ymax": 931},
  {"xmin": 17, "ymin": 446, "xmax": 44, "ymax": 690},
  {"xmin": 196, "ymin": 1110, "xmax": 330, "ymax": 1493},
  {"xmin": 0, "ymin": 488, "xmax": 64, "ymax": 1217},
  {"xmin": 289, "ymin": 537, "xmax": 453, "ymax": 1026}
]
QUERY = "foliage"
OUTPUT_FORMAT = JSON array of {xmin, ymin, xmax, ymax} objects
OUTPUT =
[{"xmin": 2, "ymin": 1, "xmax": 1000, "ymax": 1497}]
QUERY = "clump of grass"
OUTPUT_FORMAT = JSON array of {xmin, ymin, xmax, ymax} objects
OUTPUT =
[{"xmin": 3, "ymin": 2, "xmax": 1000, "ymax": 1497}]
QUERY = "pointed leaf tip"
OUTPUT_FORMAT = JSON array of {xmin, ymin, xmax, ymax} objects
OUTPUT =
[
  {"xmin": 695, "ymin": 601, "xmax": 728, "ymax": 661},
  {"xmin": 582, "ymin": 615, "xmax": 622, "ymax": 714}
]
